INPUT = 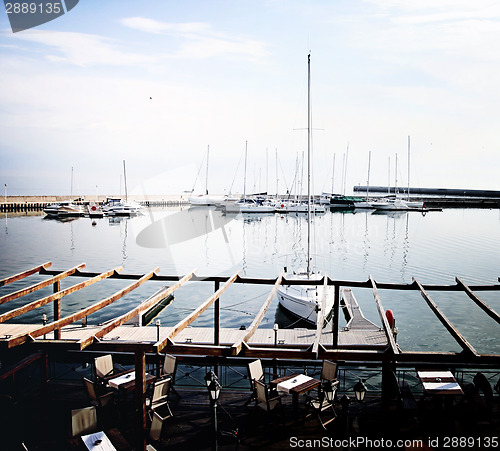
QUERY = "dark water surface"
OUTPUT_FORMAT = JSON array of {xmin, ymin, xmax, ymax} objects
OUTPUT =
[{"xmin": 1, "ymin": 207, "xmax": 498, "ymax": 355}]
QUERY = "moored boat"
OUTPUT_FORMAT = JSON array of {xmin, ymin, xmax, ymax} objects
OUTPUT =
[{"xmin": 43, "ymin": 201, "xmax": 85, "ymax": 218}]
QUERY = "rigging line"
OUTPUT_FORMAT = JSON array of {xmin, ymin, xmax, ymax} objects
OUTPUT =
[
  {"xmin": 222, "ymin": 290, "xmax": 269, "ymax": 309},
  {"xmin": 228, "ymin": 145, "xmax": 245, "ymax": 195},
  {"xmin": 190, "ymin": 151, "xmax": 207, "ymax": 193}
]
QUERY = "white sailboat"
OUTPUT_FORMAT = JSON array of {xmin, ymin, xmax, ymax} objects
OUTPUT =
[
  {"xmin": 353, "ymin": 150, "xmax": 374, "ymax": 209},
  {"xmin": 188, "ymin": 145, "xmax": 224, "ymax": 206},
  {"xmin": 277, "ymin": 54, "xmax": 334, "ymax": 326},
  {"xmin": 103, "ymin": 161, "xmax": 142, "ymax": 216},
  {"xmin": 224, "ymin": 142, "xmax": 275, "ymax": 214}
]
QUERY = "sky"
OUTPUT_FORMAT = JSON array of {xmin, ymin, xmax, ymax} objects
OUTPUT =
[{"xmin": 1, "ymin": 0, "xmax": 499, "ymax": 197}]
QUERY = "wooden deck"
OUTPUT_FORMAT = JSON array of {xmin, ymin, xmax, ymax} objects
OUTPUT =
[{"xmin": 0, "ymin": 323, "xmax": 388, "ymax": 349}]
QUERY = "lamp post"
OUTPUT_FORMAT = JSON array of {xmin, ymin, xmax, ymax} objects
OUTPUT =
[
  {"xmin": 41, "ymin": 313, "xmax": 47, "ymax": 339},
  {"xmin": 205, "ymin": 371, "xmax": 221, "ymax": 451},
  {"xmin": 273, "ymin": 323, "xmax": 278, "ymax": 347},
  {"xmin": 322, "ymin": 380, "xmax": 336, "ymax": 404},
  {"xmin": 340, "ymin": 394, "xmax": 350, "ymax": 437},
  {"xmin": 353, "ymin": 379, "xmax": 367, "ymax": 403},
  {"xmin": 155, "ymin": 318, "xmax": 161, "ymax": 342}
]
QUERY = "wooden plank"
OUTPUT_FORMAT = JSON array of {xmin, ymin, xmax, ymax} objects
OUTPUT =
[
  {"xmin": 0, "ymin": 263, "xmax": 85, "ymax": 305},
  {"xmin": 157, "ymin": 271, "xmax": 240, "ymax": 352},
  {"xmin": 231, "ymin": 272, "xmax": 283, "ymax": 355},
  {"xmin": 6, "ymin": 268, "xmax": 158, "ymax": 348},
  {"xmin": 413, "ymin": 277, "xmax": 479, "ymax": 356},
  {"xmin": 456, "ymin": 277, "xmax": 500, "ymax": 324},
  {"xmin": 0, "ymin": 266, "xmax": 123, "ymax": 324},
  {"xmin": 77, "ymin": 270, "xmax": 195, "ymax": 349},
  {"xmin": 0, "ymin": 262, "xmax": 52, "ymax": 287},
  {"xmin": 369, "ymin": 276, "xmax": 399, "ymax": 355}
]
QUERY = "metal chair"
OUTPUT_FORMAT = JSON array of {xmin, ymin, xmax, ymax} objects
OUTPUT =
[
  {"xmin": 71, "ymin": 406, "xmax": 97, "ymax": 437},
  {"xmin": 245, "ymin": 359, "xmax": 265, "ymax": 406},
  {"xmin": 306, "ymin": 380, "xmax": 339, "ymax": 429},
  {"xmin": 161, "ymin": 354, "xmax": 180, "ymax": 397},
  {"xmin": 83, "ymin": 377, "xmax": 114, "ymax": 408},
  {"xmin": 320, "ymin": 360, "xmax": 338, "ymax": 383},
  {"xmin": 254, "ymin": 380, "xmax": 284, "ymax": 413},
  {"xmin": 94, "ymin": 354, "xmax": 115, "ymax": 381},
  {"xmin": 147, "ymin": 377, "xmax": 173, "ymax": 441}
]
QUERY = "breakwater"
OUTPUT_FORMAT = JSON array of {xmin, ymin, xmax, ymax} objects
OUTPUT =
[
  {"xmin": 0, "ymin": 194, "xmax": 190, "ymax": 212},
  {"xmin": 354, "ymin": 186, "xmax": 500, "ymax": 208}
]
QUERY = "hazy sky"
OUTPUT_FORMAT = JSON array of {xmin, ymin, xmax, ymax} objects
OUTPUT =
[{"xmin": 1, "ymin": 0, "xmax": 499, "ymax": 197}]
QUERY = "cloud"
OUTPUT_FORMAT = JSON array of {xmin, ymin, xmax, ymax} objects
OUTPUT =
[
  {"xmin": 9, "ymin": 30, "xmax": 159, "ymax": 66},
  {"xmin": 120, "ymin": 16, "xmax": 269, "ymax": 60}
]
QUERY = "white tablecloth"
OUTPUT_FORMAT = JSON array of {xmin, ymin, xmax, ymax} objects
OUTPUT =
[
  {"xmin": 108, "ymin": 371, "xmax": 136, "ymax": 389},
  {"xmin": 277, "ymin": 374, "xmax": 312, "ymax": 393},
  {"xmin": 422, "ymin": 381, "xmax": 462, "ymax": 391},
  {"xmin": 81, "ymin": 431, "xmax": 116, "ymax": 451},
  {"xmin": 417, "ymin": 370, "xmax": 453, "ymax": 379}
]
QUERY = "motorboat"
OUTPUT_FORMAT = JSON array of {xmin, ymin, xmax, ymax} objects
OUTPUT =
[
  {"xmin": 43, "ymin": 201, "xmax": 85, "ymax": 218},
  {"xmin": 224, "ymin": 197, "xmax": 275, "ymax": 214},
  {"xmin": 102, "ymin": 197, "xmax": 142, "ymax": 216}
]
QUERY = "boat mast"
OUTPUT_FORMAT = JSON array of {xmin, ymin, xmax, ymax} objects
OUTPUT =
[
  {"xmin": 407, "ymin": 135, "xmax": 410, "ymax": 200},
  {"xmin": 331, "ymin": 153, "xmax": 336, "ymax": 194},
  {"xmin": 205, "ymin": 145, "xmax": 209, "ymax": 195},
  {"xmin": 243, "ymin": 141, "xmax": 247, "ymax": 200},
  {"xmin": 366, "ymin": 150, "xmax": 371, "ymax": 201},
  {"xmin": 307, "ymin": 53, "xmax": 311, "ymax": 276},
  {"xmin": 123, "ymin": 160, "xmax": 128, "ymax": 202}
]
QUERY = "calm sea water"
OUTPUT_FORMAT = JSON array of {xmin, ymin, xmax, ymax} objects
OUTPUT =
[{"xmin": 1, "ymin": 207, "xmax": 499, "ymax": 355}]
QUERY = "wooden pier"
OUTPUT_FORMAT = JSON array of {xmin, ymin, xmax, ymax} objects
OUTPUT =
[{"xmin": 0, "ymin": 262, "xmax": 499, "ymax": 450}]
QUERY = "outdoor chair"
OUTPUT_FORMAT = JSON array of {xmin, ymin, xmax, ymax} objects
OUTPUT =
[
  {"xmin": 320, "ymin": 360, "xmax": 338, "ymax": 383},
  {"xmin": 245, "ymin": 359, "xmax": 265, "ymax": 406},
  {"xmin": 83, "ymin": 377, "xmax": 114, "ymax": 408},
  {"xmin": 147, "ymin": 377, "xmax": 173, "ymax": 441},
  {"xmin": 306, "ymin": 380, "xmax": 339, "ymax": 430},
  {"xmin": 254, "ymin": 380, "xmax": 284, "ymax": 413},
  {"xmin": 94, "ymin": 354, "xmax": 115, "ymax": 381},
  {"xmin": 71, "ymin": 406, "xmax": 97, "ymax": 437},
  {"xmin": 161, "ymin": 353, "xmax": 180, "ymax": 397}
]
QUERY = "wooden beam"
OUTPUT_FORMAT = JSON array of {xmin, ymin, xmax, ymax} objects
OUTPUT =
[
  {"xmin": 0, "ymin": 263, "xmax": 85, "ymax": 305},
  {"xmin": 231, "ymin": 272, "xmax": 283, "ymax": 356},
  {"xmin": 456, "ymin": 277, "xmax": 500, "ymax": 324},
  {"xmin": 0, "ymin": 266, "xmax": 123, "ymax": 324},
  {"xmin": 77, "ymin": 271, "xmax": 195, "ymax": 349},
  {"xmin": 6, "ymin": 268, "xmax": 158, "ymax": 348},
  {"xmin": 156, "ymin": 271, "xmax": 240, "ymax": 353},
  {"xmin": 0, "ymin": 262, "xmax": 52, "ymax": 287},
  {"xmin": 369, "ymin": 276, "xmax": 399, "ymax": 355},
  {"xmin": 413, "ymin": 277, "xmax": 479, "ymax": 356}
]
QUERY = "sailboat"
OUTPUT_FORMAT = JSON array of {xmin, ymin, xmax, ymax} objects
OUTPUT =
[
  {"xmin": 353, "ymin": 151, "xmax": 374, "ymax": 209},
  {"xmin": 188, "ymin": 145, "xmax": 224, "ymax": 206},
  {"xmin": 224, "ymin": 141, "xmax": 275, "ymax": 214},
  {"xmin": 277, "ymin": 54, "xmax": 334, "ymax": 326},
  {"xmin": 102, "ymin": 161, "xmax": 142, "ymax": 216}
]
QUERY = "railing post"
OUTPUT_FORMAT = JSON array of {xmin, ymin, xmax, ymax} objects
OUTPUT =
[
  {"xmin": 214, "ymin": 280, "xmax": 220, "ymax": 377},
  {"xmin": 53, "ymin": 280, "xmax": 61, "ymax": 339},
  {"xmin": 332, "ymin": 284, "xmax": 340, "ymax": 348},
  {"xmin": 135, "ymin": 350, "xmax": 147, "ymax": 451}
]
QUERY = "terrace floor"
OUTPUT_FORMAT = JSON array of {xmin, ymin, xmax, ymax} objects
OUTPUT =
[{"xmin": 1, "ymin": 378, "xmax": 499, "ymax": 450}]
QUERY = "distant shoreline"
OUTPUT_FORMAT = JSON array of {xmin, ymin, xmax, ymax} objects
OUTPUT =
[{"xmin": 1, "ymin": 194, "xmax": 191, "ymax": 203}]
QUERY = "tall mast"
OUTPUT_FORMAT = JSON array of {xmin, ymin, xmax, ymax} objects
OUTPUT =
[
  {"xmin": 366, "ymin": 151, "xmax": 371, "ymax": 200},
  {"xmin": 123, "ymin": 160, "xmax": 128, "ymax": 202},
  {"xmin": 307, "ymin": 53, "xmax": 311, "ymax": 276},
  {"xmin": 205, "ymin": 145, "xmax": 209, "ymax": 195},
  {"xmin": 395, "ymin": 153, "xmax": 398, "ymax": 195},
  {"xmin": 243, "ymin": 141, "xmax": 247, "ymax": 200},
  {"xmin": 407, "ymin": 135, "xmax": 410, "ymax": 200},
  {"xmin": 331, "ymin": 153, "xmax": 336, "ymax": 194}
]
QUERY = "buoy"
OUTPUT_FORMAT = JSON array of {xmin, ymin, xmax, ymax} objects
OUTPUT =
[
  {"xmin": 91, "ymin": 205, "xmax": 97, "ymax": 211},
  {"xmin": 386, "ymin": 309, "xmax": 395, "ymax": 329}
]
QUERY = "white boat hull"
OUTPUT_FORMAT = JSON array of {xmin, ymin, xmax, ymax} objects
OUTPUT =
[{"xmin": 277, "ymin": 274, "xmax": 334, "ymax": 326}]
